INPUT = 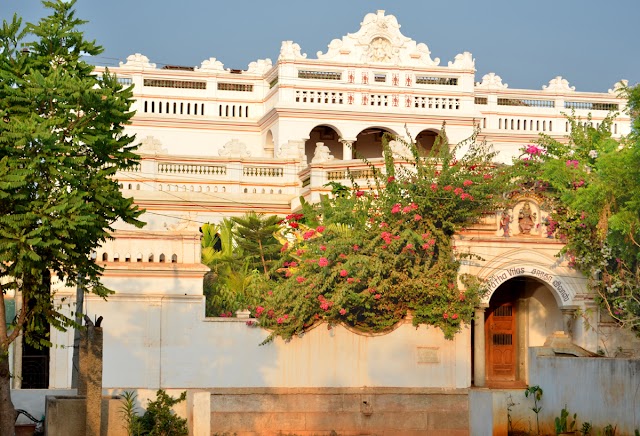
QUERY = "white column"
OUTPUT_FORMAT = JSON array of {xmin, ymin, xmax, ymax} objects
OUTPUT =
[
  {"xmin": 340, "ymin": 139, "xmax": 354, "ymax": 161},
  {"xmin": 473, "ymin": 305, "xmax": 487, "ymax": 387}
]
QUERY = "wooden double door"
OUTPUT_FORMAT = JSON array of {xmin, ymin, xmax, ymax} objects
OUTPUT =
[{"xmin": 485, "ymin": 302, "xmax": 516, "ymax": 382}]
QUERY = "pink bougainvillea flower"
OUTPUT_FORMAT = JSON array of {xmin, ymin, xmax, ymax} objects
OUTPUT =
[
  {"xmin": 374, "ymin": 294, "xmax": 382, "ymax": 300},
  {"xmin": 285, "ymin": 270, "xmax": 292, "ymax": 278},
  {"xmin": 452, "ymin": 314, "xmax": 459, "ymax": 320},
  {"xmin": 290, "ymin": 222, "xmax": 299, "ymax": 228},
  {"xmin": 296, "ymin": 276, "xmax": 305, "ymax": 283},
  {"xmin": 566, "ymin": 159, "xmax": 579, "ymax": 169},
  {"xmin": 339, "ymin": 253, "xmax": 347, "ymax": 259},
  {"xmin": 355, "ymin": 190, "xmax": 365, "ymax": 197},
  {"xmin": 255, "ymin": 306, "xmax": 265, "ymax": 316},
  {"xmin": 318, "ymin": 257, "xmax": 329, "ymax": 267},
  {"xmin": 410, "ymin": 203, "xmax": 418, "ymax": 210},
  {"xmin": 414, "ymin": 214, "xmax": 422, "ymax": 221},
  {"xmin": 303, "ymin": 230, "xmax": 316, "ymax": 240},
  {"xmin": 391, "ymin": 203, "xmax": 402, "ymax": 214},
  {"xmin": 352, "ymin": 244, "xmax": 360, "ymax": 251},
  {"xmin": 387, "ymin": 176, "xmax": 396, "ymax": 183},
  {"xmin": 277, "ymin": 317, "xmax": 284, "ymax": 324},
  {"xmin": 379, "ymin": 222, "xmax": 388, "ymax": 228},
  {"xmin": 421, "ymin": 243, "xmax": 430, "ymax": 250},
  {"xmin": 463, "ymin": 179, "xmax": 473, "ymax": 187},
  {"xmin": 402, "ymin": 205, "xmax": 412, "ymax": 214},
  {"xmin": 443, "ymin": 313, "xmax": 449, "ymax": 319},
  {"xmin": 316, "ymin": 226, "xmax": 325, "ymax": 233},
  {"xmin": 483, "ymin": 174, "xmax": 492, "ymax": 180},
  {"xmin": 525, "ymin": 144, "xmax": 544, "ymax": 155},
  {"xmin": 406, "ymin": 243, "xmax": 414, "ymax": 250},
  {"xmin": 296, "ymin": 249, "xmax": 305, "ymax": 256},
  {"xmin": 267, "ymin": 291, "xmax": 273, "ymax": 296},
  {"xmin": 430, "ymin": 183, "xmax": 438, "ymax": 192},
  {"xmin": 339, "ymin": 308, "xmax": 347, "ymax": 315},
  {"xmin": 280, "ymin": 243, "xmax": 289, "ymax": 253},
  {"xmin": 339, "ymin": 269, "xmax": 348, "ymax": 277},
  {"xmin": 444, "ymin": 185, "xmax": 453, "ymax": 192},
  {"xmin": 454, "ymin": 187, "xmax": 464, "ymax": 195},
  {"xmin": 320, "ymin": 245, "xmax": 327, "ymax": 251},
  {"xmin": 368, "ymin": 288, "xmax": 376, "ymax": 294},
  {"xmin": 289, "ymin": 261, "xmax": 298, "ymax": 268},
  {"xmin": 347, "ymin": 277, "xmax": 354, "ymax": 283},
  {"xmin": 459, "ymin": 293, "xmax": 465, "ymax": 301}
]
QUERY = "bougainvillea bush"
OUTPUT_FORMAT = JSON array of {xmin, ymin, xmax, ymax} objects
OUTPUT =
[
  {"xmin": 509, "ymin": 84, "xmax": 640, "ymax": 333},
  {"xmin": 249, "ymin": 132, "xmax": 509, "ymax": 342}
]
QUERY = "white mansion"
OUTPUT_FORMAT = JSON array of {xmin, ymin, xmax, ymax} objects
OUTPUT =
[{"xmin": 11, "ymin": 10, "xmax": 639, "ymax": 435}]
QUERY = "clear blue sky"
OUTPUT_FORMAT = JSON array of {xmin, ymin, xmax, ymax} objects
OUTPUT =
[{"xmin": 5, "ymin": 0, "xmax": 639, "ymax": 92}]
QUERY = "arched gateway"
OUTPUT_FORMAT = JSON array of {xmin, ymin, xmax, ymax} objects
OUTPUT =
[{"xmin": 472, "ymin": 254, "xmax": 583, "ymax": 387}]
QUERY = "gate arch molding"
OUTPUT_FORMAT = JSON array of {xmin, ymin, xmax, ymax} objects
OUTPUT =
[{"xmin": 475, "ymin": 248, "xmax": 585, "ymax": 307}]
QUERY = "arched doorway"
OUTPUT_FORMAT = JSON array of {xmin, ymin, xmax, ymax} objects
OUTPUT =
[
  {"xmin": 483, "ymin": 276, "xmax": 563, "ymax": 386},
  {"xmin": 354, "ymin": 127, "xmax": 395, "ymax": 159},
  {"xmin": 415, "ymin": 129, "xmax": 442, "ymax": 156},
  {"xmin": 264, "ymin": 130, "xmax": 275, "ymax": 157},
  {"xmin": 305, "ymin": 125, "xmax": 341, "ymax": 164}
]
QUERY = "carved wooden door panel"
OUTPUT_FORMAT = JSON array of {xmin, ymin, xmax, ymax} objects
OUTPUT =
[{"xmin": 486, "ymin": 302, "xmax": 516, "ymax": 381}]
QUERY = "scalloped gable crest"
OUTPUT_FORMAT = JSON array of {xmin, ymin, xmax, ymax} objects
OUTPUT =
[{"xmin": 316, "ymin": 10, "xmax": 440, "ymax": 67}]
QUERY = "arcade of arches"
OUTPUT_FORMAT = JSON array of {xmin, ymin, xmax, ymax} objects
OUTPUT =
[{"xmin": 304, "ymin": 126, "xmax": 441, "ymax": 163}]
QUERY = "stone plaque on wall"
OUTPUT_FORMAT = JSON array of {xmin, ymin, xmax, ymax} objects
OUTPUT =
[{"xmin": 416, "ymin": 347, "xmax": 440, "ymax": 363}]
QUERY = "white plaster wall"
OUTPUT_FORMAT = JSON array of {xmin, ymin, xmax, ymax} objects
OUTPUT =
[
  {"xmin": 49, "ymin": 293, "xmax": 471, "ymax": 390},
  {"xmin": 526, "ymin": 283, "xmax": 563, "ymax": 347}
]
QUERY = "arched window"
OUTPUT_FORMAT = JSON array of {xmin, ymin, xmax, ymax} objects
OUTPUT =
[
  {"xmin": 102, "ymin": 253, "xmax": 108, "ymax": 261},
  {"xmin": 171, "ymin": 254, "xmax": 178, "ymax": 263},
  {"xmin": 148, "ymin": 254, "xmax": 154, "ymax": 262},
  {"xmin": 159, "ymin": 254, "xmax": 166, "ymax": 263}
]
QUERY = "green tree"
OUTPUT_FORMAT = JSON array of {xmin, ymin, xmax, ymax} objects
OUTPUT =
[
  {"xmin": 0, "ymin": 1, "xmax": 143, "ymax": 433},
  {"xmin": 232, "ymin": 211, "xmax": 282, "ymax": 276}
]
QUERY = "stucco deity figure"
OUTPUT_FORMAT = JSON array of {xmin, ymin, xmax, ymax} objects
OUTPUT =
[
  {"xmin": 311, "ymin": 142, "xmax": 334, "ymax": 164},
  {"xmin": 367, "ymin": 37, "xmax": 392, "ymax": 63},
  {"xmin": 518, "ymin": 202, "xmax": 536, "ymax": 235},
  {"xmin": 500, "ymin": 211, "xmax": 511, "ymax": 238}
]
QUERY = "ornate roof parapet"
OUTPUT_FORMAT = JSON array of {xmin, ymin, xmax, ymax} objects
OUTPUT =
[
  {"xmin": 475, "ymin": 72, "xmax": 508, "ymax": 89},
  {"xmin": 279, "ymin": 41, "xmax": 307, "ymax": 61},
  {"xmin": 315, "ymin": 10, "xmax": 440, "ymax": 66},
  {"xmin": 448, "ymin": 52, "xmax": 475, "ymax": 70},
  {"xmin": 246, "ymin": 58, "xmax": 273, "ymax": 75},
  {"xmin": 120, "ymin": 53, "xmax": 156, "ymax": 70},
  {"xmin": 542, "ymin": 76, "xmax": 575, "ymax": 93},
  {"xmin": 609, "ymin": 79, "xmax": 628, "ymax": 95},
  {"xmin": 195, "ymin": 57, "xmax": 225, "ymax": 72}
]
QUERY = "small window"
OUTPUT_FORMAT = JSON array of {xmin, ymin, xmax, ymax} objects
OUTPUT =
[
  {"xmin": 171, "ymin": 254, "xmax": 178, "ymax": 263},
  {"xmin": 374, "ymin": 73, "xmax": 386, "ymax": 83},
  {"xmin": 159, "ymin": 254, "xmax": 166, "ymax": 263}
]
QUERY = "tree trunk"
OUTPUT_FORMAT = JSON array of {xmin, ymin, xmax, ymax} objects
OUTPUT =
[{"xmin": 0, "ymin": 350, "xmax": 16, "ymax": 436}]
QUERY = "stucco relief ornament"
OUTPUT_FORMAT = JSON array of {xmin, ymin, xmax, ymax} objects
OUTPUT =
[
  {"xmin": 246, "ymin": 59, "xmax": 273, "ymax": 75},
  {"xmin": 475, "ymin": 72, "xmax": 508, "ymax": 89},
  {"xmin": 138, "ymin": 135, "xmax": 167, "ymax": 156},
  {"xmin": 278, "ymin": 41, "xmax": 307, "ymax": 61},
  {"xmin": 218, "ymin": 139, "xmax": 251, "ymax": 158},
  {"xmin": 120, "ymin": 53, "xmax": 156, "ymax": 70},
  {"xmin": 366, "ymin": 37, "xmax": 394, "ymax": 63},
  {"xmin": 542, "ymin": 76, "xmax": 575, "ymax": 92},
  {"xmin": 277, "ymin": 140, "xmax": 304, "ymax": 159},
  {"xmin": 196, "ymin": 57, "xmax": 224, "ymax": 72},
  {"xmin": 448, "ymin": 52, "xmax": 475, "ymax": 70},
  {"xmin": 311, "ymin": 142, "xmax": 334, "ymax": 164},
  {"xmin": 609, "ymin": 79, "xmax": 628, "ymax": 95}
]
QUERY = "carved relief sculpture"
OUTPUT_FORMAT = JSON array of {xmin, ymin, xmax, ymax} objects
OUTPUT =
[{"xmin": 500, "ymin": 211, "xmax": 511, "ymax": 238}]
